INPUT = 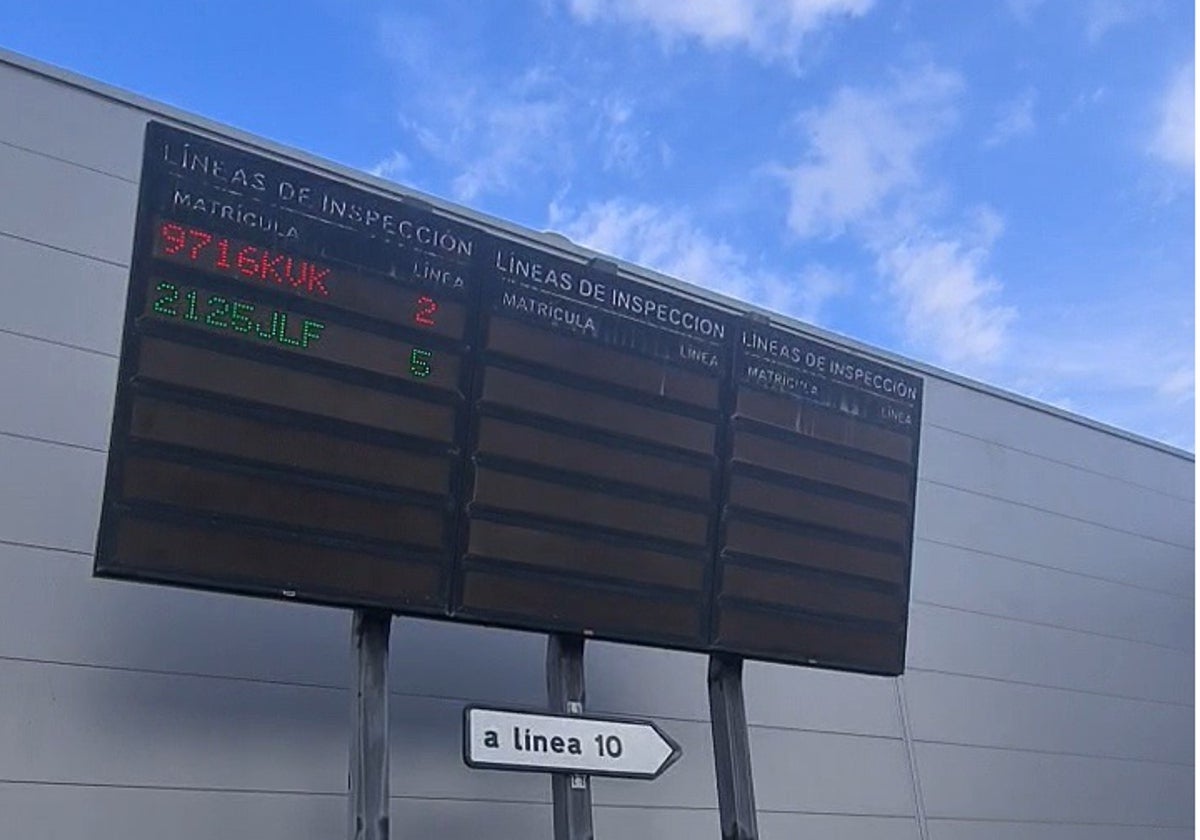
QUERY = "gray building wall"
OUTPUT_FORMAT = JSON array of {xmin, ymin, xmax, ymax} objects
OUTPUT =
[{"xmin": 0, "ymin": 52, "xmax": 1192, "ymax": 839}]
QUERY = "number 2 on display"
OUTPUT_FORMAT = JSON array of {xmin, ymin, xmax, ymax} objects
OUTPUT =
[{"xmin": 414, "ymin": 295, "xmax": 437, "ymax": 326}]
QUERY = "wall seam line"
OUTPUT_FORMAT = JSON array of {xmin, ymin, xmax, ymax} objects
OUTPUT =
[{"xmin": 894, "ymin": 675, "xmax": 931, "ymax": 840}]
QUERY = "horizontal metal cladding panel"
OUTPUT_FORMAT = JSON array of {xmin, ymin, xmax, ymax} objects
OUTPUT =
[
  {"xmin": 0, "ymin": 784, "xmax": 345, "ymax": 840},
  {"xmin": 386, "ymin": 693, "xmax": 547, "ymax": 804},
  {"xmin": 587, "ymin": 638, "xmax": 910, "ymax": 741},
  {"xmin": 0, "ymin": 435, "xmax": 105, "ymax": 553},
  {"xmin": 0, "ymin": 233, "xmax": 127, "ymax": 354},
  {"xmin": 922, "ymin": 377, "xmax": 1194, "ymax": 498},
  {"xmin": 456, "ymin": 566, "xmax": 706, "ymax": 645},
  {"xmin": 911, "ymin": 540, "xmax": 1193, "ymax": 651},
  {"xmin": 387, "ymin": 616, "xmax": 548, "ymax": 706},
  {"xmin": 0, "ymin": 657, "xmax": 649, "ymax": 811},
  {"xmin": 749, "ymin": 728, "xmax": 915, "ymax": 815},
  {"xmin": 915, "ymin": 481, "xmax": 1194, "ymax": 595},
  {"xmin": 915, "ymin": 741, "xmax": 1194, "ymax": 826},
  {"xmin": 592, "ymin": 807, "xmax": 722, "ymax": 840},
  {"xmin": 135, "ymin": 338, "xmax": 459, "ymax": 440},
  {"xmin": 902, "ymin": 670, "xmax": 1194, "ymax": 765},
  {"xmin": 0, "ymin": 141, "xmax": 137, "ymax": 263},
  {"xmin": 392, "ymin": 800, "xmax": 552, "ymax": 840},
  {"xmin": 479, "ymin": 366, "xmax": 716, "ymax": 453},
  {"xmin": 757, "ymin": 814, "xmax": 921, "ymax": 840},
  {"xmin": 0, "ymin": 544, "xmax": 548, "ymax": 708},
  {"xmin": 906, "ymin": 603, "xmax": 1194, "ymax": 705},
  {"xmin": 601, "ymin": 809, "xmax": 921, "ymax": 840},
  {"xmin": 744, "ymin": 659, "xmax": 904, "ymax": 737},
  {"xmin": 0, "ymin": 60, "xmax": 146, "ymax": 179},
  {"xmin": 0, "ymin": 541, "xmax": 353, "ymax": 688},
  {"xmin": 0, "ymin": 330, "xmax": 117, "ymax": 450},
  {"xmin": 926, "ymin": 821, "xmax": 1193, "ymax": 840},
  {"xmin": 0, "ymin": 658, "xmax": 346, "ymax": 791},
  {"xmin": 585, "ymin": 642, "xmax": 711, "ymax": 720},
  {"xmin": 920, "ymin": 424, "xmax": 1194, "ymax": 542}
]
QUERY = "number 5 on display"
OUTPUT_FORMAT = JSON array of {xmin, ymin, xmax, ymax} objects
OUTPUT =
[{"xmin": 409, "ymin": 347, "xmax": 432, "ymax": 378}]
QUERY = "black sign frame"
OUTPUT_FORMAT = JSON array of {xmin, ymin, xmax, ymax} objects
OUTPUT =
[{"xmin": 95, "ymin": 121, "xmax": 923, "ymax": 676}]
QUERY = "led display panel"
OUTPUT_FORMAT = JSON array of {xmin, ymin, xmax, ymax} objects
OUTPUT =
[
  {"xmin": 456, "ymin": 245, "xmax": 732, "ymax": 649},
  {"xmin": 714, "ymin": 325, "xmax": 922, "ymax": 673},
  {"xmin": 96, "ymin": 122, "xmax": 922, "ymax": 674},
  {"xmin": 95, "ymin": 122, "xmax": 479, "ymax": 613}
]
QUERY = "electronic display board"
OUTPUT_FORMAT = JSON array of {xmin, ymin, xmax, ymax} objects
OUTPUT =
[
  {"xmin": 96, "ymin": 121, "xmax": 479, "ymax": 615},
  {"xmin": 96, "ymin": 122, "xmax": 922, "ymax": 675},
  {"xmin": 714, "ymin": 325, "xmax": 921, "ymax": 674}
]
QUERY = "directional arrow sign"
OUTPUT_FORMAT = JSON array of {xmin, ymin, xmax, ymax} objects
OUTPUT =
[{"xmin": 463, "ymin": 706, "xmax": 682, "ymax": 779}]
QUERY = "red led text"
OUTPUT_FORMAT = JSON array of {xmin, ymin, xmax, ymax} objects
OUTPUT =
[
  {"xmin": 157, "ymin": 221, "xmax": 332, "ymax": 298},
  {"xmin": 415, "ymin": 295, "xmax": 438, "ymax": 326}
]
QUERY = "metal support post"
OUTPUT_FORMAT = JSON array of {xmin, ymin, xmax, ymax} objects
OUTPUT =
[
  {"xmin": 547, "ymin": 634, "xmax": 595, "ymax": 840},
  {"xmin": 708, "ymin": 653, "xmax": 759, "ymax": 840},
  {"xmin": 350, "ymin": 610, "xmax": 391, "ymax": 840}
]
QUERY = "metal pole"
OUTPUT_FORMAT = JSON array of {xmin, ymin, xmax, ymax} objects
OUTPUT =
[
  {"xmin": 350, "ymin": 610, "xmax": 391, "ymax": 840},
  {"xmin": 546, "ymin": 634, "xmax": 595, "ymax": 840},
  {"xmin": 708, "ymin": 653, "xmax": 759, "ymax": 840}
]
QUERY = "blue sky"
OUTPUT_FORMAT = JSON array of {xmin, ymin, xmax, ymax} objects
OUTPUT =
[{"xmin": 2, "ymin": 0, "xmax": 1194, "ymax": 447}]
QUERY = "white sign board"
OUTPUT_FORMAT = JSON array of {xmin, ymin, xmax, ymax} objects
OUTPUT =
[{"xmin": 463, "ymin": 706, "xmax": 681, "ymax": 779}]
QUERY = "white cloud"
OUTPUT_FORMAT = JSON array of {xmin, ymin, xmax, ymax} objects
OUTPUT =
[
  {"xmin": 591, "ymin": 97, "xmax": 650, "ymax": 174},
  {"xmin": 549, "ymin": 198, "xmax": 847, "ymax": 322},
  {"xmin": 564, "ymin": 0, "xmax": 872, "ymax": 60},
  {"xmin": 985, "ymin": 89, "xmax": 1037, "ymax": 148},
  {"xmin": 446, "ymin": 74, "xmax": 571, "ymax": 202},
  {"xmin": 1148, "ymin": 63, "xmax": 1194, "ymax": 171},
  {"xmin": 368, "ymin": 150, "xmax": 412, "ymax": 181},
  {"xmin": 873, "ymin": 209, "xmax": 1016, "ymax": 368},
  {"xmin": 378, "ymin": 15, "xmax": 576, "ymax": 203},
  {"xmin": 775, "ymin": 64, "xmax": 961, "ymax": 238},
  {"xmin": 772, "ymin": 65, "xmax": 1018, "ymax": 368},
  {"xmin": 1084, "ymin": 0, "xmax": 1150, "ymax": 42}
]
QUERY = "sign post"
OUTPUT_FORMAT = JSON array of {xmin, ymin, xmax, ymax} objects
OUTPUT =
[
  {"xmin": 350, "ymin": 610, "xmax": 391, "ymax": 840},
  {"xmin": 708, "ymin": 654, "xmax": 758, "ymax": 840},
  {"xmin": 547, "ymin": 634, "xmax": 594, "ymax": 840}
]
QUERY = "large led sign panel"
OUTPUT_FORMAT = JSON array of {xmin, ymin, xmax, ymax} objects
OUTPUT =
[
  {"xmin": 715, "ymin": 326, "xmax": 922, "ymax": 674},
  {"xmin": 456, "ymin": 245, "xmax": 731, "ymax": 650},
  {"xmin": 97, "ymin": 122, "xmax": 922, "ymax": 674},
  {"xmin": 96, "ymin": 122, "xmax": 477, "ymax": 614}
]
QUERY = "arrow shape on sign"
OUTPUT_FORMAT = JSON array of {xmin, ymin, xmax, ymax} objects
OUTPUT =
[{"xmin": 463, "ymin": 706, "xmax": 682, "ymax": 780}]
